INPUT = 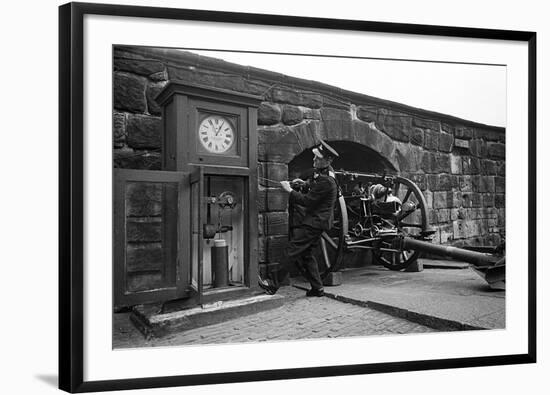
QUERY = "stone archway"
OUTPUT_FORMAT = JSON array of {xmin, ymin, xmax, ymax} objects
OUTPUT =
[
  {"xmin": 288, "ymin": 140, "xmax": 398, "ymax": 179},
  {"xmin": 257, "ymin": 117, "xmax": 401, "ymax": 171},
  {"xmin": 258, "ymin": 120, "xmax": 402, "ymax": 283}
]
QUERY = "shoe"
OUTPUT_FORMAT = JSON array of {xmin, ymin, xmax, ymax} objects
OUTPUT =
[
  {"xmin": 258, "ymin": 277, "xmax": 278, "ymax": 295},
  {"xmin": 306, "ymin": 288, "xmax": 325, "ymax": 297}
]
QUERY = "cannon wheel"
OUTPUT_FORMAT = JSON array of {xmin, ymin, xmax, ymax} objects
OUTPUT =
[
  {"xmin": 372, "ymin": 176, "xmax": 429, "ymax": 270},
  {"xmin": 319, "ymin": 194, "xmax": 348, "ymax": 279}
]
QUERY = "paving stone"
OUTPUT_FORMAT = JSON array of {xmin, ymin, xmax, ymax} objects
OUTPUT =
[{"xmin": 113, "ymin": 286, "xmax": 437, "ymax": 348}]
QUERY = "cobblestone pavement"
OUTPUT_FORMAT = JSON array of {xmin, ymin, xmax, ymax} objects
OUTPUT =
[{"xmin": 113, "ymin": 286, "xmax": 438, "ymax": 348}]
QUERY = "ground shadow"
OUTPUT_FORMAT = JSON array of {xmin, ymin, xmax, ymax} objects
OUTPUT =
[{"xmin": 35, "ymin": 374, "xmax": 58, "ymax": 388}]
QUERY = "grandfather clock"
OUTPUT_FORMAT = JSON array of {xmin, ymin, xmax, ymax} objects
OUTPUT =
[{"xmin": 155, "ymin": 82, "xmax": 263, "ymax": 304}]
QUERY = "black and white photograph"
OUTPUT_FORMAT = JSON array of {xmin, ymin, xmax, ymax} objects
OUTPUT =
[
  {"xmin": 51, "ymin": 1, "xmax": 539, "ymax": 393},
  {"xmin": 111, "ymin": 45, "xmax": 507, "ymax": 349}
]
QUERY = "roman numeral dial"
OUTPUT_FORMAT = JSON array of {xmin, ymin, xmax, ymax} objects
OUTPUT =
[{"xmin": 198, "ymin": 115, "xmax": 235, "ymax": 154}]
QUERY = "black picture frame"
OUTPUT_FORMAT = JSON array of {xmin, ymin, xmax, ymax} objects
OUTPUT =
[{"xmin": 59, "ymin": 2, "xmax": 537, "ymax": 393}]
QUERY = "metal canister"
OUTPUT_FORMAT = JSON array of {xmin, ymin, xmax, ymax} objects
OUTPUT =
[{"xmin": 212, "ymin": 239, "xmax": 229, "ymax": 288}]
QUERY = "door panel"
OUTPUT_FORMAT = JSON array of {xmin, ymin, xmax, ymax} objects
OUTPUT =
[{"xmin": 114, "ymin": 169, "xmax": 187, "ymax": 308}]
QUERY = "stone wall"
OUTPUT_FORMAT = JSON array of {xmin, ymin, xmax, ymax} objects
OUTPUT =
[{"xmin": 113, "ymin": 46, "xmax": 505, "ymax": 276}]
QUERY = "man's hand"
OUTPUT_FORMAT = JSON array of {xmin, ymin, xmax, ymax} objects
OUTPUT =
[{"xmin": 280, "ymin": 180, "xmax": 293, "ymax": 193}]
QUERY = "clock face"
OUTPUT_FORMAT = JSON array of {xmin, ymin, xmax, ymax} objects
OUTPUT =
[{"xmin": 198, "ymin": 115, "xmax": 235, "ymax": 154}]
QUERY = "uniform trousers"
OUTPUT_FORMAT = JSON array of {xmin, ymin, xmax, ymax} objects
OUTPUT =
[{"xmin": 288, "ymin": 225, "xmax": 324, "ymax": 290}]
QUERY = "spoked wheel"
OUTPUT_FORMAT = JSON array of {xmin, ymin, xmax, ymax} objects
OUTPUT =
[
  {"xmin": 319, "ymin": 194, "xmax": 348, "ymax": 279},
  {"xmin": 372, "ymin": 176, "xmax": 430, "ymax": 271}
]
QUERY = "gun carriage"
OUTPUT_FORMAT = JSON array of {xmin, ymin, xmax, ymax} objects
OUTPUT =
[{"xmin": 288, "ymin": 170, "xmax": 505, "ymax": 290}]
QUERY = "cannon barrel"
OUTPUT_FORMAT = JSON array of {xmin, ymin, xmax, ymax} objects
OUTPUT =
[
  {"xmin": 402, "ymin": 237, "xmax": 505, "ymax": 290},
  {"xmin": 402, "ymin": 237, "xmax": 499, "ymax": 266}
]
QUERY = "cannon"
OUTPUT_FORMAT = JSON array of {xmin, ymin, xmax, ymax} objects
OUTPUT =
[{"xmin": 289, "ymin": 170, "xmax": 505, "ymax": 290}]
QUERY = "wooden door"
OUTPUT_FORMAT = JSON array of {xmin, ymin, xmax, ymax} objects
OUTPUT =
[{"xmin": 114, "ymin": 169, "xmax": 188, "ymax": 308}]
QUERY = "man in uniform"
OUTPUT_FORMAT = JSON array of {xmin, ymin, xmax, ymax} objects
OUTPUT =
[{"xmin": 280, "ymin": 140, "xmax": 339, "ymax": 297}]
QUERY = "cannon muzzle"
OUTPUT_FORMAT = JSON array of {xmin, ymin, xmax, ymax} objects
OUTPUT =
[{"xmin": 402, "ymin": 237, "xmax": 505, "ymax": 290}]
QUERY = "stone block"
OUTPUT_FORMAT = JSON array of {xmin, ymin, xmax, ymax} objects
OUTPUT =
[
  {"xmin": 497, "ymin": 161, "xmax": 506, "ymax": 177},
  {"xmin": 453, "ymin": 220, "xmax": 481, "ymax": 240},
  {"xmin": 149, "ymin": 71, "xmax": 168, "ymax": 82},
  {"xmin": 434, "ymin": 191, "xmax": 451, "ymax": 209},
  {"xmin": 282, "ymin": 105, "xmax": 304, "ymax": 125},
  {"xmin": 450, "ymin": 208, "xmax": 459, "ymax": 221},
  {"xmin": 114, "ymin": 72, "xmax": 147, "ymax": 113},
  {"xmin": 321, "ymin": 119, "xmax": 354, "ymax": 142},
  {"xmin": 258, "ymin": 214, "xmax": 264, "ymax": 236},
  {"xmin": 257, "ymin": 188, "xmax": 267, "ymax": 212},
  {"xmin": 412, "ymin": 118, "xmax": 440, "ymax": 131},
  {"xmin": 258, "ymin": 162, "xmax": 288, "ymax": 186},
  {"xmin": 404, "ymin": 260, "xmax": 423, "ymax": 272},
  {"xmin": 495, "ymin": 177, "xmax": 505, "ymax": 193},
  {"xmin": 455, "ymin": 126, "xmax": 473, "ymax": 139},
  {"xmin": 257, "ymin": 126, "xmax": 300, "ymax": 162},
  {"xmin": 266, "ymin": 188, "xmax": 289, "ymax": 212},
  {"xmin": 450, "ymin": 154, "xmax": 462, "ymax": 174},
  {"xmin": 469, "ymin": 139, "xmax": 487, "ymax": 158},
  {"xmin": 426, "ymin": 174, "xmax": 438, "ymax": 191},
  {"xmin": 421, "ymin": 152, "xmax": 449, "ymax": 173},
  {"xmin": 408, "ymin": 173, "xmax": 427, "ymax": 191},
  {"xmin": 439, "ymin": 224, "xmax": 454, "ymax": 244},
  {"xmin": 439, "ymin": 133, "xmax": 454, "ymax": 152},
  {"xmin": 462, "ymin": 156, "xmax": 481, "ymax": 175},
  {"xmin": 394, "ymin": 144, "xmax": 423, "ymax": 172},
  {"xmin": 258, "ymin": 103, "xmax": 282, "ymax": 125},
  {"xmin": 472, "ymin": 176, "xmax": 495, "ymax": 193},
  {"xmin": 270, "ymin": 87, "xmax": 323, "ymax": 109},
  {"xmin": 436, "ymin": 209, "xmax": 450, "ymax": 223},
  {"xmin": 427, "ymin": 174, "xmax": 451, "ymax": 191},
  {"xmin": 474, "ymin": 128, "xmax": 506, "ymax": 142},
  {"xmin": 114, "ymin": 57, "xmax": 165, "ymax": 76},
  {"xmin": 495, "ymin": 194, "xmax": 505, "ymax": 208},
  {"xmin": 423, "ymin": 190, "xmax": 433, "ymax": 208},
  {"xmin": 126, "ymin": 114, "xmax": 162, "ymax": 149},
  {"xmin": 291, "ymin": 121, "xmax": 320, "ymax": 151},
  {"xmin": 488, "ymin": 142, "xmax": 506, "ymax": 159},
  {"xmin": 461, "ymin": 193, "xmax": 482, "ymax": 208},
  {"xmin": 356, "ymin": 106, "xmax": 377, "ymax": 122},
  {"xmin": 146, "ymin": 82, "xmax": 166, "ymax": 116},
  {"xmin": 459, "ymin": 175, "xmax": 473, "ymax": 192},
  {"xmin": 302, "ymin": 107, "xmax": 321, "ymax": 120},
  {"xmin": 114, "ymin": 149, "xmax": 161, "ymax": 170},
  {"xmin": 451, "ymin": 175, "xmax": 460, "ymax": 189},
  {"xmin": 497, "ymin": 208, "xmax": 506, "ymax": 226},
  {"xmin": 321, "ymin": 107, "xmax": 352, "ymax": 121},
  {"xmin": 441, "ymin": 123, "xmax": 455, "ymax": 134},
  {"xmin": 410, "ymin": 127, "xmax": 424, "ymax": 146},
  {"xmin": 352, "ymin": 121, "xmax": 395, "ymax": 161},
  {"xmin": 113, "ymin": 112, "xmax": 126, "ymax": 146},
  {"xmin": 482, "ymin": 194, "xmax": 495, "ymax": 207},
  {"xmin": 265, "ymin": 212, "xmax": 289, "ymax": 235},
  {"xmin": 322, "ymin": 271, "xmax": 343, "ymax": 286},
  {"xmin": 481, "ymin": 159, "xmax": 497, "ymax": 175},
  {"xmin": 376, "ymin": 108, "xmax": 412, "ymax": 142},
  {"xmin": 454, "ymin": 138, "xmax": 470, "ymax": 149},
  {"xmin": 436, "ymin": 153, "xmax": 451, "ymax": 173},
  {"xmin": 424, "ymin": 130, "xmax": 440, "ymax": 151},
  {"xmin": 438, "ymin": 174, "xmax": 452, "ymax": 191}
]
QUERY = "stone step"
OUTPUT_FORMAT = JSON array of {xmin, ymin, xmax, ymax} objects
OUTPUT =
[{"xmin": 131, "ymin": 293, "xmax": 286, "ymax": 338}]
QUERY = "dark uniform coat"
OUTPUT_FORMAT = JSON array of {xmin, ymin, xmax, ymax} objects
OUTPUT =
[{"xmin": 289, "ymin": 172, "xmax": 337, "ymax": 231}]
